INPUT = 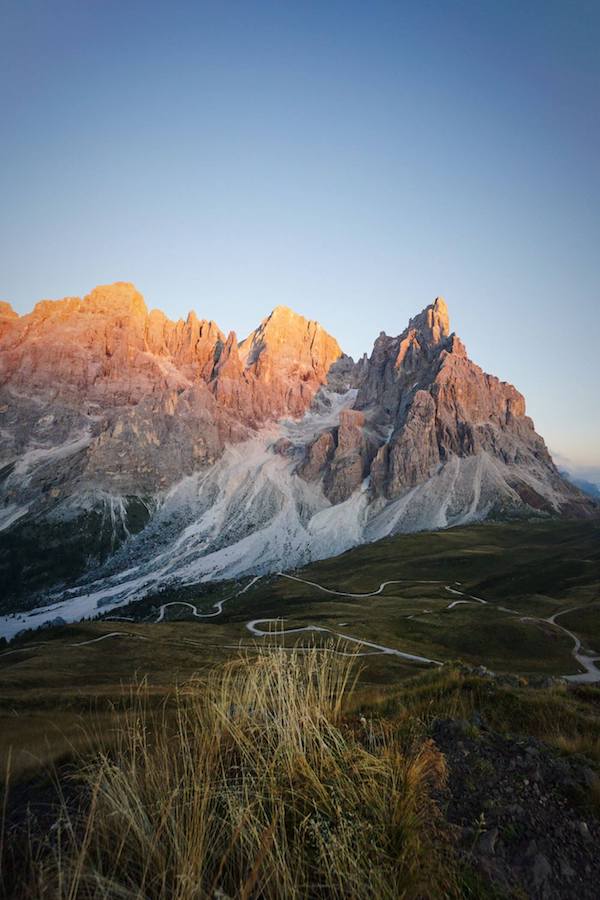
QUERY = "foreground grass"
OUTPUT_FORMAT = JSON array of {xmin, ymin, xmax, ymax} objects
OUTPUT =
[
  {"xmin": 2, "ymin": 643, "xmax": 462, "ymax": 900},
  {"xmin": 4, "ymin": 653, "xmax": 600, "ymax": 897}
]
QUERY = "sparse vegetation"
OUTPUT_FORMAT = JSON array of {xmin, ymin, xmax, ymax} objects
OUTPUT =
[
  {"xmin": 3, "ymin": 652, "xmax": 600, "ymax": 897},
  {"xmin": 352, "ymin": 665, "xmax": 600, "ymax": 760},
  {"xmin": 2, "ymin": 643, "xmax": 462, "ymax": 899}
]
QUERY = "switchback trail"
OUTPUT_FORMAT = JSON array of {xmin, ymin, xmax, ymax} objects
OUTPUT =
[
  {"xmin": 246, "ymin": 618, "xmax": 441, "ymax": 665},
  {"xmin": 155, "ymin": 576, "xmax": 262, "ymax": 623},
  {"xmin": 278, "ymin": 572, "xmax": 444, "ymax": 597},
  {"xmin": 2, "ymin": 571, "xmax": 598, "ymax": 682},
  {"xmin": 521, "ymin": 606, "xmax": 600, "ymax": 684}
]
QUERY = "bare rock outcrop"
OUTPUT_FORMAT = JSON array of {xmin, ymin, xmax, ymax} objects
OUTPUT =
[
  {"xmin": 371, "ymin": 390, "xmax": 440, "ymax": 496},
  {"xmin": 0, "ymin": 283, "xmax": 343, "ymax": 578},
  {"xmin": 301, "ymin": 296, "xmax": 594, "ymax": 517},
  {"xmin": 238, "ymin": 305, "xmax": 342, "ymax": 421},
  {"xmin": 297, "ymin": 431, "xmax": 336, "ymax": 481},
  {"xmin": 323, "ymin": 409, "xmax": 376, "ymax": 504},
  {"xmin": 0, "ymin": 302, "xmax": 18, "ymax": 341}
]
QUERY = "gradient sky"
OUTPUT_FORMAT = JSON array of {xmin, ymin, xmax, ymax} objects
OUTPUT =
[{"xmin": 1, "ymin": 0, "xmax": 599, "ymax": 472}]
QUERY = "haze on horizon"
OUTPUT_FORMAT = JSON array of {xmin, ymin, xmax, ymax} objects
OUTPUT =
[{"xmin": 1, "ymin": 0, "xmax": 599, "ymax": 471}]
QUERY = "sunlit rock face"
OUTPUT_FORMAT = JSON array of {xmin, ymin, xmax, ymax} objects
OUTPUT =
[
  {"xmin": 0, "ymin": 283, "xmax": 343, "ymax": 600},
  {"xmin": 211, "ymin": 305, "xmax": 343, "ymax": 423},
  {"xmin": 0, "ymin": 302, "xmax": 18, "ymax": 342},
  {"xmin": 0, "ymin": 283, "xmax": 342, "ymax": 495},
  {"xmin": 0, "ymin": 286, "xmax": 594, "ymax": 618}
]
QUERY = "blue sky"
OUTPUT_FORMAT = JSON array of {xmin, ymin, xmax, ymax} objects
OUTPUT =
[{"xmin": 1, "ymin": 0, "xmax": 599, "ymax": 471}]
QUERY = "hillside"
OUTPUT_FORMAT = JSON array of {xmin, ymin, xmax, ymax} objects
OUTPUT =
[{"xmin": 0, "ymin": 288, "xmax": 595, "ymax": 633}]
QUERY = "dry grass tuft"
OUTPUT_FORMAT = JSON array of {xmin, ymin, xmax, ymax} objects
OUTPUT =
[{"xmin": 6, "ymin": 641, "xmax": 459, "ymax": 899}]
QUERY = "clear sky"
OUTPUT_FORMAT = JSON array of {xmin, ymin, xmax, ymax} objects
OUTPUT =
[{"xmin": 1, "ymin": 0, "xmax": 599, "ymax": 472}]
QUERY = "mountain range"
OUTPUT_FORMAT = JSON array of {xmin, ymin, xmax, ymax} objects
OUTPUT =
[{"xmin": 0, "ymin": 283, "xmax": 595, "ymax": 635}]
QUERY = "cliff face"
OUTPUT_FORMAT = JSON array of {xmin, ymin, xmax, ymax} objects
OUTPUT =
[
  {"xmin": 0, "ymin": 285, "xmax": 594, "ymax": 615},
  {"xmin": 298, "ymin": 297, "xmax": 590, "ymax": 518},
  {"xmin": 0, "ymin": 283, "xmax": 342, "ymax": 497},
  {"xmin": 0, "ymin": 283, "xmax": 342, "ymax": 421}
]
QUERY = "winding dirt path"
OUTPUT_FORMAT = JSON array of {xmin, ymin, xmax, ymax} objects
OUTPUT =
[
  {"xmin": 273, "ymin": 573, "xmax": 600, "ymax": 682},
  {"xmin": 2, "ymin": 569, "xmax": 598, "ymax": 683},
  {"xmin": 521, "ymin": 606, "xmax": 600, "ymax": 684},
  {"xmin": 70, "ymin": 631, "xmax": 149, "ymax": 647},
  {"xmin": 444, "ymin": 585, "xmax": 487, "ymax": 606},
  {"xmin": 278, "ymin": 572, "xmax": 444, "ymax": 597},
  {"xmin": 155, "ymin": 576, "xmax": 262, "ymax": 623},
  {"xmin": 246, "ymin": 618, "xmax": 441, "ymax": 665}
]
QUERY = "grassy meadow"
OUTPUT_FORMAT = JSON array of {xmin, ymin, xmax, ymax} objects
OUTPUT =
[
  {"xmin": 1, "ymin": 519, "xmax": 600, "ymax": 897},
  {"xmin": 1, "ymin": 520, "xmax": 599, "ymax": 779}
]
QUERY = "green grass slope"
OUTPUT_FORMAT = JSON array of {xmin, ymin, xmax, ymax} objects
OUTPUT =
[{"xmin": 1, "ymin": 520, "xmax": 599, "ymax": 780}]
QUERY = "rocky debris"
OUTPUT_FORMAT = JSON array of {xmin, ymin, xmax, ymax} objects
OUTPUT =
[
  {"xmin": 453, "ymin": 663, "xmax": 566, "ymax": 691},
  {"xmin": 1, "ymin": 286, "xmax": 596, "ymax": 607},
  {"xmin": 433, "ymin": 719, "xmax": 600, "ymax": 898},
  {"xmin": 0, "ymin": 284, "xmax": 341, "ymax": 532}
]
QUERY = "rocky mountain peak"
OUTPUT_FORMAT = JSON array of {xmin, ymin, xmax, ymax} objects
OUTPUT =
[
  {"xmin": 239, "ymin": 304, "xmax": 342, "ymax": 378},
  {"xmin": 0, "ymin": 302, "xmax": 17, "ymax": 340},
  {"xmin": 0, "ymin": 301, "xmax": 17, "ymax": 319},
  {"xmin": 0, "ymin": 284, "xmax": 342, "ymax": 429},
  {"xmin": 84, "ymin": 282, "xmax": 148, "ymax": 318},
  {"xmin": 407, "ymin": 296, "xmax": 450, "ymax": 346},
  {"xmin": 241, "ymin": 303, "xmax": 329, "ymax": 347},
  {"xmin": 263, "ymin": 303, "xmax": 301, "ymax": 323},
  {"xmin": 214, "ymin": 331, "xmax": 244, "ymax": 378},
  {"xmin": 304, "ymin": 296, "xmax": 594, "ymax": 519}
]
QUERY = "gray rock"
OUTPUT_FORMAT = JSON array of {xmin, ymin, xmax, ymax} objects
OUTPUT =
[
  {"xmin": 532, "ymin": 852, "xmax": 552, "ymax": 888},
  {"xmin": 560, "ymin": 860, "xmax": 576, "ymax": 880},
  {"xmin": 578, "ymin": 821, "xmax": 592, "ymax": 841},
  {"xmin": 478, "ymin": 827, "xmax": 499, "ymax": 855}
]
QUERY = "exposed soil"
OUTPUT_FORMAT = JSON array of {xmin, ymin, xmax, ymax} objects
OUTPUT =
[{"xmin": 434, "ymin": 718, "xmax": 600, "ymax": 899}]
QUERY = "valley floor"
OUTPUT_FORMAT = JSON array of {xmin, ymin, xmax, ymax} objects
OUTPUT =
[
  {"xmin": 2, "ymin": 520, "xmax": 600, "ymax": 773},
  {"xmin": 1, "ymin": 520, "xmax": 600, "ymax": 897}
]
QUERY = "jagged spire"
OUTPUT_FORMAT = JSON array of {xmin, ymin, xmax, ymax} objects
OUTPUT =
[
  {"xmin": 238, "ymin": 304, "xmax": 341, "ymax": 373},
  {"xmin": 407, "ymin": 296, "xmax": 450, "ymax": 345}
]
